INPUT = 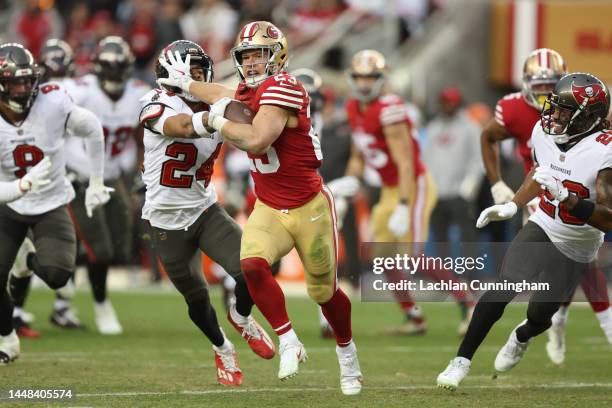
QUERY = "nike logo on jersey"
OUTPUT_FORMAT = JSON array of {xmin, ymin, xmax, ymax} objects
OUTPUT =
[{"xmin": 310, "ymin": 214, "xmax": 324, "ymax": 222}]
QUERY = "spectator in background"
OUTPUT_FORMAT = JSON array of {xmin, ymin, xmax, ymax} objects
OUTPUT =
[
  {"xmin": 235, "ymin": 0, "xmax": 274, "ymax": 29},
  {"xmin": 180, "ymin": 0, "xmax": 238, "ymax": 62},
  {"xmin": 155, "ymin": 0, "xmax": 185, "ymax": 49},
  {"xmin": 9, "ymin": 0, "xmax": 64, "ymax": 57},
  {"xmin": 124, "ymin": 0, "xmax": 158, "ymax": 80},
  {"xmin": 67, "ymin": 8, "xmax": 118, "ymax": 75},
  {"xmin": 287, "ymin": 0, "xmax": 346, "ymax": 46},
  {"xmin": 423, "ymin": 87, "xmax": 482, "ymax": 243}
]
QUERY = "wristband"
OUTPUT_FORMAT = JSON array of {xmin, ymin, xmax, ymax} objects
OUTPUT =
[
  {"xmin": 208, "ymin": 112, "xmax": 229, "ymax": 132},
  {"xmin": 567, "ymin": 197, "xmax": 595, "ymax": 222},
  {"xmin": 191, "ymin": 112, "xmax": 210, "ymax": 137}
]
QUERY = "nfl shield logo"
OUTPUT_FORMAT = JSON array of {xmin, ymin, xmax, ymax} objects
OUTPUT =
[
  {"xmin": 159, "ymin": 231, "xmax": 167, "ymax": 241},
  {"xmin": 559, "ymin": 154, "xmax": 565, "ymax": 162}
]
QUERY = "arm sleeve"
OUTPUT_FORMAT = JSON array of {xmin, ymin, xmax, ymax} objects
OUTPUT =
[
  {"xmin": 65, "ymin": 105, "xmax": 104, "ymax": 180},
  {"xmin": 0, "ymin": 180, "xmax": 24, "ymax": 203},
  {"xmin": 64, "ymin": 137, "xmax": 90, "ymax": 180}
]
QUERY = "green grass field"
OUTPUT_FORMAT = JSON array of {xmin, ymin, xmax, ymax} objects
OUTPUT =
[{"xmin": 1, "ymin": 287, "xmax": 611, "ymax": 407}]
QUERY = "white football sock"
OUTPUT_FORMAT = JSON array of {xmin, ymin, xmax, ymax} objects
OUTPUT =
[
  {"xmin": 229, "ymin": 303, "xmax": 248, "ymax": 326},
  {"xmin": 279, "ymin": 328, "xmax": 299, "ymax": 345},
  {"xmin": 54, "ymin": 298, "xmax": 70, "ymax": 311},
  {"xmin": 213, "ymin": 336, "xmax": 234, "ymax": 353},
  {"xmin": 12, "ymin": 307, "xmax": 23, "ymax": 318},
  {"xmin": 596, "ymin": 307, "xmax": 612, "ymax": 327},
  {"xmin": 551, "ymin": 305, "xmax": 569, "ymax": 326}
]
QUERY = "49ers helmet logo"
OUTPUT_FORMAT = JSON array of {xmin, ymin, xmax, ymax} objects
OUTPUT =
[
  {"xmin": 266, "ymin": 25, "xmax": 280, "ymax": 39},
  {"xmin": 571, "ymin": 81, "xmax": 607, "ymax": 107}
]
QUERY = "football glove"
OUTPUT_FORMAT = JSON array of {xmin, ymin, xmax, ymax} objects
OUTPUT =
[
  {"xmin": 476, "ymin": 202, "xmax": 517, "ymax": 228},
  {"xmin": 207, "ymin": 97, "xmax": 233, "ymax": 131},
  {"xmin": 533, "ymin": 166, "xmax": 569, "ymax": 202},
  {"xmin": 85, "ymin": 177, "xmax": 114, "ymax": 218},
  {"xmin": 327, "ymin": 176, "xmax": 360, "ymax": 198},
  {"xmin": 19, "ymin": 157, "xmax": 51, "ymax": 192},
  {"xmin": 388, "ymin": 203, "xmax": 410, "ymax": 238},
  {"xmin": 157, "ymin": 51, "xmax": 194, "ymax": 94},
  {"xmin": 490, "ymin": 180, "xmax": 514, "ymax": 204}
]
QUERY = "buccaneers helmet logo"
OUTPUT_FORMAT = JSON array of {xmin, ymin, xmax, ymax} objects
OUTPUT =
[{"xmin": 571, "ymin": 82, "xmax": 607, "ymax": 107}]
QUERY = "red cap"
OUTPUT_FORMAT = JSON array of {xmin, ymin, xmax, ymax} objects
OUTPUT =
[{"xmin": 440, "ymin": 87, "xmax": 462, "ymax": 105}]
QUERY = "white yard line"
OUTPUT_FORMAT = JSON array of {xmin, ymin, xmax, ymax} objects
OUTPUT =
[{"xmin": 74, "ymin": 383, "xmax": 612, "ymax": 398}]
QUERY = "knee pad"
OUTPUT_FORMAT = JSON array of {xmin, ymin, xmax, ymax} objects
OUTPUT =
[{"xmin": 38, "ymin": 266, "xmax": 72, "ymax": 290}]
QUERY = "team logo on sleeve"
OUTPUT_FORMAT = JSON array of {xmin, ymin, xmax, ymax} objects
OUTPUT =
[{"xmin": 571, "ymin": 82, "xmax": 607, "ymax": 107}]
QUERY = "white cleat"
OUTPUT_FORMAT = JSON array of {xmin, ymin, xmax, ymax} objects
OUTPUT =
[
  {"xmin": 0, "ymin": 330, "xmax": 20, "ymax": 365},
  {"xmin": 94, "ymin": 301, "xmax": 123, "ymax": 335},
  {"xmin": 278, "ymin": 341, "xmax": 307, "ymax": 380},
  {"xmin": 494, "ymin": 321, "xmax": 530, "ymax": 373},
  {"xmin": 546, "ymin": 321, "xmax": 566, "ymax": 365},
  {"xmin": 437, "ymin": 357, "xmax": 471, "ymax": 391},
  {"xmin": 336, "ymin": 342, "xmax": 363, "ymax": 395}
]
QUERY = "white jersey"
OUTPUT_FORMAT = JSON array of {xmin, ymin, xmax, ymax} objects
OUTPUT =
[
  {"xmin": 64, "ymin": 74, "xmax": 150, "ymax": 181},
  {"xmin": 139, "ymin": 89, "xmax": 222, "ymax": 230},
  {"xmin": 0, "ymin": 82, "xmax": 75, "ymax": 215},
  {"xmin": 529, "ymin": 124, "xmax": 612, "ymax": 263}
]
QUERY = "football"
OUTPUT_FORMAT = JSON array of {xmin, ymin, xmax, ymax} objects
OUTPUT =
[{"xmin": 224, "ymin": 100, "xmax": 254, "ymax": 124}]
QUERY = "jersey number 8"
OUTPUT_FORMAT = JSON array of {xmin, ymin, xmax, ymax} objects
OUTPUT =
[{"xmin": 13, "ymin": 144, "xmax": 44, "ymax": 178}]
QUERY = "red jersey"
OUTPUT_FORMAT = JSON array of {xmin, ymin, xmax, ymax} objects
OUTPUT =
[
  {"xmin": 494, "ymin": 92, "xmax": 541, "ymax": 173},
  {"xmin": 235, "ymin": 73, "xmax": 323, "ymax": 209},
  {"xmin": 345, "ymin": 94, "xmax": 425, "ymax": 187}
]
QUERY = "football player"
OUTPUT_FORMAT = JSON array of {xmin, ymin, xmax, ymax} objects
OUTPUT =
[
  {"xmin": 342, "ymin": 49, "xmax": 475, "ymax": 336},
  {"xmin": 0, "ymin": 43, "xmax": 111, "ymax": 364},
  {"xmin": 140, "ymin": 40, "xmax": 274, "ymax": 387},
  {"xmin": 158, "ymin": 22, "xmax": 363, "ymax": 395},
  {"xmin": 293, "ymin": 68, "xmax": 333, "ymax": 338},
  {"xmin": 7, "ymin": 39, "xmax": 82, "ymax": 334},
  {"xmin": 63, "ymin": 36, "xmax": 150, "ymax": 334},
  {"xmin": 481, "ymin": 48, "xmax": 612, "ymax": 362},
  {"xmin": 438, "ymin": 73, "xmax": 612, "ymax": 390}
]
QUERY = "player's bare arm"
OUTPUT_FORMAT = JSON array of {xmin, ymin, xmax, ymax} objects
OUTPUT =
[
  {"xmin": 481, "ymin": 118, "xmax": 512, "ymax": 183},
  {"xmin": 345, "ymin": 143, "xmax": 365, "ymax": 178},
  {"xmin": 511, "ymin": 167, "xmax": 540, "ymax": 208},
  {"xmin": 161, "ymin": 113, "xmax": 208, "ymax": 139},
  {"xmin": 187, "ymin": 81, "xmax": 235, "ymax": 105},
  {"xmin": 384, "ymin": 121, "xmax": 415, "ymax": 203},
  {"xmin": 204, "ymin": 104, "xmax": 289, "ymax": 155},
  {"xmin": 561, "ymin": 168, "xmax": 612, "ymax": 233}
]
